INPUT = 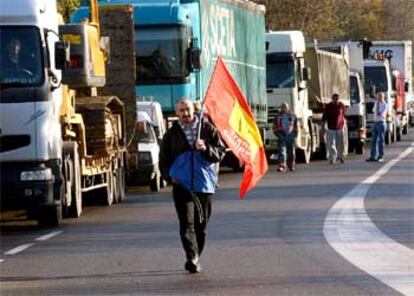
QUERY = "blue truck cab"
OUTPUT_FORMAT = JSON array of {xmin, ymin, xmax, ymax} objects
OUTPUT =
[{"xmin": 73, "ymin": 0, "xmax": 266, "ymax": 120}]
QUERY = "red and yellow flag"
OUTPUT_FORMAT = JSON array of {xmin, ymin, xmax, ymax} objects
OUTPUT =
[{"xmin": 204, "ymin": 57, "xmax": 268, "ymax": 198}]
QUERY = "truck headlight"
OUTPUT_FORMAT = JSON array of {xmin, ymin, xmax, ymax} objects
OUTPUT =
[{"xmin": 20, "ymin": 168, "xmax": 53, "ymax": 181}]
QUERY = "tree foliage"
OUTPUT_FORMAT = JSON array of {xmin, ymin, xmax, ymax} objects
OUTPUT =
[
  {"xmin": 265, "ymin": 0, "xmax": 386, "ymax": 42},
  {"xmin": 57, "ymin": 0, "xmax": 81, "ymax": 23}
]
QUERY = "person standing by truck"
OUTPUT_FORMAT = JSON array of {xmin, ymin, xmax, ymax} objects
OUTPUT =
[
  {"xmin": 273, "ymin": 102, "xmax": 298, "ymax": 172},
  {"xmin": 367, "ymin": 92, "xmax": 388, "ymax": 162},
  {"xmin": 323, "ymin": 93, "xmax": 347, "ymax": 164},
  {"xmin": 159, "ymin": 98, "xmax": 225, "ymax": 273}
]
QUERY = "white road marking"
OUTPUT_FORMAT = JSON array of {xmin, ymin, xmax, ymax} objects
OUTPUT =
[
  {"xmin": 0, "ymin": 259, "xmax": 4, "ymax": 263},
  {"xmin": 4, "ymin": 243, "xmax": 35, "ymax": 256},
  {"xmin": 35, "ymin": 230, "xmax": 63, "ymax": 241},
  {"xmin": 324, "ymin": 144, "xmax": 414, "ymax": 296}
]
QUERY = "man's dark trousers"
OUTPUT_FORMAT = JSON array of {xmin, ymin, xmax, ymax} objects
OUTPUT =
[{"xmin": 172, "ymin": 184, "xmax": 213, "ymax": 261}]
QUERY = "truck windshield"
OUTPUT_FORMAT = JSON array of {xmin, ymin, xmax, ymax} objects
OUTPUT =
[
  {"xmin": 350, "ymin": 76, "xmax": 360, "ymax": 104},
  {"xmin": 0, "ymin": 26, "xmax": 44, "ymax": 87},
  {"xmin": 135, "ymin": 26, "xmax": 188, "ymax": 84},
  {"xmin": 266, "ymin": 60, "xmax": 295, "ymax": 88},
  {"xmin": 364, "ymin": 66, "xmax": 388, "ymax": 93}
]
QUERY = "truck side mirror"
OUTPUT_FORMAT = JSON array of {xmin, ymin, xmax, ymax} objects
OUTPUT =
[
  {"xmin": 302, "ymin": 67, "xmax": 311, "ymax": 81},
  {"xmin": 190, "ymin": 48, "xmax": 201, "ymax": 71},
  {"xmin": 55, "ymin": 40, "xmax": 70, "ymax": 70}
]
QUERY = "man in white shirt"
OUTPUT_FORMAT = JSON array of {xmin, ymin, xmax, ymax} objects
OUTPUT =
[{"xmin": 367, "ymin": 92, "xmax": 388, "ymax": 162}]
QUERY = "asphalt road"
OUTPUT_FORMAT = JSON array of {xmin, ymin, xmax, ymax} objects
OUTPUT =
[{"xmin": 1, "ymin": 130, "xmax": 413, "ymax": 296}]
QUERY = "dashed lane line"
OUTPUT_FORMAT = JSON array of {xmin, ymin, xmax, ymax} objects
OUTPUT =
[
  {"xmin": 35, "ymin": 230, "xmax": 63, "ymax": 241},
  {"xmin": 324, "ymin": 143, "xmax": 414, "ymax": 296},
  {"xmin": 2, "ymin": 230, "xmax": 63, "ymax": 261},
  {"xmin": 4, "ymin": 243, "xmax": 35, "ymax": 256}
]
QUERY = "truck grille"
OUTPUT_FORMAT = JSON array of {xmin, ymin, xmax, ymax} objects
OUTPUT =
[
  {"xmin": 347, "ymin": 115, "xmax": 363, "ymax": 130},
  {"xmin": 0, "ymin": 135, "xmax": 30, "ymax": 153}
]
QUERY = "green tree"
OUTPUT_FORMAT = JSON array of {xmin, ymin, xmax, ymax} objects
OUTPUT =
[
  {"xmin": 265, "ymin": 0, "xmax": 386, "ymax": 42},
  {"xmin": 57, "ymin": 0, "xmax": 81, "ymax": 23}
]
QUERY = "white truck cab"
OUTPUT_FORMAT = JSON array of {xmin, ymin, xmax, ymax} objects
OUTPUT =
[
  {"xmin": 265, "ymin": 31, "xmax": 312, "ymax": 162},
  {"xmin": 364, "ymin": 59, "xmax": 396, "ymax": 144},
  {"xmin": 127, "ymin": 101, "xmax": 166, "ymax": 192},
  {"xmin": 0, "ymin": 0, "xmax": 63, "ymax": 220}
]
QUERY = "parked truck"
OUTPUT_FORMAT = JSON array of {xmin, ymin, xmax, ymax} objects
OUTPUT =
[
  {"xmin": 364, "ymin": 57, "xmax": 397, "ymax": 144},
  {"xmin": 370, "ymin": 41, "xmax": 412, "ymax": 139},
  {"xmin": 265, "ymin": 31, "xmax": 350, "ymax": 163},
  {"xmin": 318, "ymin": 41, "xmax": 366, "ymax": 154},
  {"xmin": 0, "ymin": 0, "xmax": 133, "ymax": 226},
  {"xmin": 73, "ymin": 0, "xmax": 267, "ymax": 170}
]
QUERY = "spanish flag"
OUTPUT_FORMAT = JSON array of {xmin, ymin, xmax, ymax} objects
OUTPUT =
[{"xmin": 204, "ymin": 57, "xmax": 268, "ymax": 198}]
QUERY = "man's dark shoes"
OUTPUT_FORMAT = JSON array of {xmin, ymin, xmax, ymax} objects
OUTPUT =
[
  {"xmin": 184, "ymin": 257, "xmax": 201, "ymax": 274},
  {"xmin": 366, "ymin": 157, "xmax": 376, "ymax": 162}
]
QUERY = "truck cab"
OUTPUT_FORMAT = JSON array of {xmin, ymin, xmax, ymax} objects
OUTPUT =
[
  {"xmin": 348, "ymin": 70, "xmax": 366, "ymax": 154},
  {"xmin": 128, "ymin": 111, "xmax": 164, "ymax": 192},
  {"xmin": 364, "ymin": 59, "xmax": 396, "ymax": 144},
  {"xmin": 126, "ymin": 101, "xmax": 166, "ymax": 192},
  {"xmin": 0, "ymin": 0, "xmax": 64, "ymax": 220},
  {"xmin": 265, "ymin": 31, "xmax": 312, "ymax": 162},
  {"xmin": 73, "ymin": 0, "xmax": 201, "ymax": 117}
]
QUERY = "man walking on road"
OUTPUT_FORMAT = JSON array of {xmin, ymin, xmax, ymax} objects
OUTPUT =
[
  {"xmin": 273, "ymin": 102, "xmax": 298, "ymax": 172},
  {"xmin": 367, "ymin": 92, "xmax": 388, "ymax": 162},
  {"xmin": 159, "ymin": 98, "xmax": 225, "ymax": 273},
  {"xmin": 323, "ymin": 93, "xmax": 347, "ymax": 164}
]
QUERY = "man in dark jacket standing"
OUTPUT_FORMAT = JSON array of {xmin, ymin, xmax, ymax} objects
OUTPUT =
[
  {"xmin": 159, "ymin": 98, "xmax": 225, "ymax": 273},
  {"xmin": 323, "ymin": 93, "xmax": 347, "ymax": 164}
]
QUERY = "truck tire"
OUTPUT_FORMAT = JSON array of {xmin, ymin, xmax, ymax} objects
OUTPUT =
[
  {"xmin": 402, "ymin": 124, "xmax": 408, "ymax": 135},
  {"xmin": 150, "ymin": 172, "xmax": 161, "ymax": 192},
  {"xmin": 391, "ymin": 125, "xmax": 397, "ymax": 143},
  {"xmin": 355, "ymin": 142, "xmax": 365, "ymax": 155},
  {"xmin": 348, "ymin": 142, "xmax": 354, "ymax": 154},
  {"xmin": 38, "ymin": 204, "xmax": 62, "ymax": 227},
  {"xmin": 396, "ymin": 127, "xmax": 402, "ymax": 141},
  {"xmin": 116, "ymin": 166, "xmax": 126, "ymax": 202},
  {"xmin": 68, "ymin": 145, "xmax": 82, "ymax": 218},
  {"xmin": 100, "ymin": 170, "xmax": 114, "ymax": 206},
  {"xmin": 385, "ymin": 130, "xmax": 392, "ymax": 145},
  {"xmin": 296, "ymin": 136, "xmax": 311, "ymax": 164}
]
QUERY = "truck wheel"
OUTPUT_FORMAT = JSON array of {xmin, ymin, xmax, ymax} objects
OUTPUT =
[
  {"xmin": 68, "ymin": 145, "xmax": 82, "ymax": 218},
  {"xmin": 391, "ymin": 126, "xmax": 397, "ymax": 143},
  {"xmin": 117, "ymin": 166, "xmax": 126, "ymax": 202},
  {"xmin": 297, "ymin": 137, "xmax": 311, "ymax": 164},
  {"xmin": 113, "ymin": 168, "xmax": 120, "ymax": 204},
  {"xmin": 38, "ymin": 204, "xmax": 62, "ymax": 227},
  {"xmin": 396, "ymin": 127, "xmax": 402, "ymax": 141},
  {"xmin": 402, "ymin": 124, "xmax": 408, "ymax": 135},
  {"xmin": 348, "ymin": 142, "xmax": 354, "ymax": 154},
  {"xmin": 150, "ymin": 172, "xmax": 161, "ymax": 192},
  {"xmin": 385, "ymin": 131, "xmax": 391, "ymax": 145},
  {"xmin": 355, "ymin": 142, "xmax": 364, "ymax": 154},
  {"xmin": 100, "ymin": 170, "xmax": 114, "ymax": 206}
]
